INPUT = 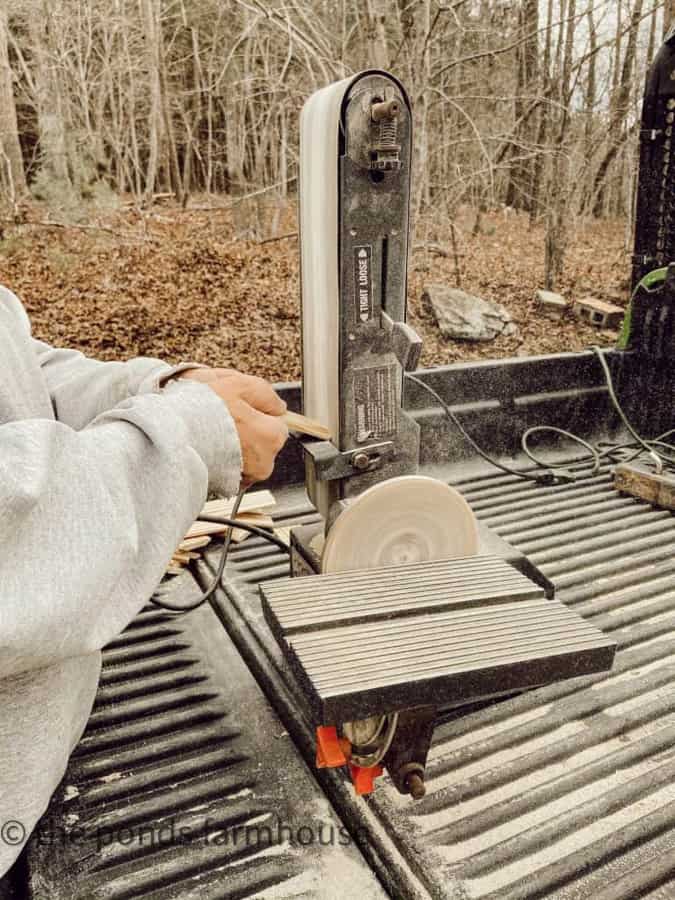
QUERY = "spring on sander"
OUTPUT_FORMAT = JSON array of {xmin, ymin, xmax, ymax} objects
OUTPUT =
[{"xmin": 378, "ymin": 117, "xmax": 398, "ymax": 150}]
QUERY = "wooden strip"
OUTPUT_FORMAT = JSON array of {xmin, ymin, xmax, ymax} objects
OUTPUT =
[
  {"xmin": 185, "ymin": 514, "xmax": 275, "ymax": 541},
  {"xmin": 185, "ymin": 520, "xmax": 230, "ymax": 539},
  {"xmin": 283, "ymin": 410, "xmax": 332, "ymax": 441},
  {"xmin": 275, "ymin": 527, "xmax": 291, "ymax": 545},
  {"xmin": 228, "ymin": 515, "xmax": 275, "ymax": 544},
  {"xmin": 235, "ymin": 513, "xmax": 274, "ymax": 529},
  {"xmin": 201, "ymin": 490, "xmax": 276, "ymax": 518},
  {"xmin": 172, "ymin": 550, "xmax": 200, "ymax": 564},
  {"xmin": 615, "ymin": 462, "xmax": 675, "ymax": 510},
  {"xmin": 178, "ymin": 536, "xmax": 212, "ymax": 552}
]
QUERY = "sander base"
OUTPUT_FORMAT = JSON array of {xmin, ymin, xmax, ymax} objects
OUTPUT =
[
  {"xmin": 261, "ymin": 549, "xmax": 616, "ymax": 796},
  {"xmin": 263, "ymin": 553, "xmax": 614, "ymax": 724},
  {"xmin": 290, "ymin": 519, "xmax": 554, "ymax": 601}
]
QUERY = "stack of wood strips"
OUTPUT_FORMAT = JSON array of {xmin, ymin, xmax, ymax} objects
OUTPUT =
[{"xmin": 166, "ymin": 490, "xmax": 277, "ymax": 576}]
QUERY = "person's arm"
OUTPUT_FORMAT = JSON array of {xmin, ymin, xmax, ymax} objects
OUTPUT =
[
  {"xmin": 32, "ymin": 337, "xmax": 205, "ymax": 430},
  {"xmin": 0, "ymin": 379, "xmax": 244, "ymax": 681}
]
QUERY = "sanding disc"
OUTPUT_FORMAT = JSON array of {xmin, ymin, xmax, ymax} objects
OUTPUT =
[{"xmin": 321, "ymin": 476, "xmax": 479, "ymax": 574}]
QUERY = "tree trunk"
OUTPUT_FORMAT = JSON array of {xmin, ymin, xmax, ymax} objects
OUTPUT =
[
  {"xmin": 141, "ymin": 0, "xmax": 165, "ymax": 200},
  {"xmin": 529, "ymin": 0, "xmax": 554, "ymax": 223},
  {"xmin": 591, "ymin": 0, "xmax": 645, "ymax": 217},
  {"xmin": 367, "ymin": 0, "xmax": 389, "ymax": 70},
  {"xmin": 583, "ymin": 5, "xmax": 598, "ymax": 162},
  {"xmin": 28, "ymin": 1, "xmax": 71, "ymax": 191},
  {"xmin": 0, "ymin": 2, "xmax": 26, "ymax": 201},
  {"xmin": 544, "ymin": 0, "xmax": 576, "ymax": 289},
  {"xmin": 646, "ymin": 3, "xmax": 658, "ymax": 65},
  {"xmin": 505, "ymin": 0, "xmax": 539, "ymax": 210},
  {"xmin": 664, "ymin": 0, "xmax": 675, "ymax": 38}
]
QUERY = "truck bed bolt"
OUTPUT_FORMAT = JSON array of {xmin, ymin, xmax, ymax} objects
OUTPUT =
[{"xmin": 405, "ymin": 772, "xmax": 426, "ymax": 799}]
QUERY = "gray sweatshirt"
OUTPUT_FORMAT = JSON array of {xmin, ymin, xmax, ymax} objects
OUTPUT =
[{"xmin": 0, "ymin": 284, "xmax": 242, "ymax": 876}]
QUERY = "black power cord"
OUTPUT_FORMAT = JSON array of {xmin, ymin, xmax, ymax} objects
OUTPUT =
[
  {"xmin": 521, "ymin": 426, "xmax": 601, "ymax": 476},
  {"xmin": 406, "ymin": 374, "xmax": 569, "ymax": 485},
  {"xmin": 198, "ymin": 515, "xmax": 291, "ymax": 552},
  {"xmin": 590, "ymin": 345, "xmax": 672, "ymax": 472},
  {"xmin": 407, "ymin": 346, "xmax": 674, "ymax": 485},
  {"xmin": 151, "ymin": 487, "xmax": 290, "ymax": 615}
]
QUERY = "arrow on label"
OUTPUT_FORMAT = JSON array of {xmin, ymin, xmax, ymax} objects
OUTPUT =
[{"xmin": 358, "ymin": 248, "xmax": 368, "ymax": 258}]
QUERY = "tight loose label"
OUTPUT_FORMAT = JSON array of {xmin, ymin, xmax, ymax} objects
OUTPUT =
[{"xmin": 353, "ymin": 245, "xmax": 373, "ymax": 323}]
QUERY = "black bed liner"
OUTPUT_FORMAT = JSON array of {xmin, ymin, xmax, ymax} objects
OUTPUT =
[
  {"xmin": 27, "ymin": 349, "xmax": 675, "ymax": 898},
  {"xmin": 197, "ymin": 466, "xmax": 675, "ymax": 900},
  {"xmin": 26, "ymin": 594, "xmax": 386, "ymax": 900}
]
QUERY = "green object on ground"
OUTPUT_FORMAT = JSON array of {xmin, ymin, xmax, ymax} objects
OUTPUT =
[{"xmin": 617, "ymin": 267, "xmax": 669, "ymax": 350}]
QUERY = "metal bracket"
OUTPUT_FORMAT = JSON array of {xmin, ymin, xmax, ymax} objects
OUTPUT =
[
  {"xmin": 381, "ymin": 312, "xmax": 423, "ymax": 372},
  {"xmin": 301, "ymin": 439, "xmax": 395, "ymax": 482}
]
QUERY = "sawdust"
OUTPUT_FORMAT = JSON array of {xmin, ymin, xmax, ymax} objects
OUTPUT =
[{"xmin": 0, "ymin": 204, "xmax": 629, "ymax": 380}]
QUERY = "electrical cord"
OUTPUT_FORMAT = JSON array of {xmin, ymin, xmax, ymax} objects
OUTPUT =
[
  {"xmin": 589, "ymin": 345, "xmax": 665, "ymax": 473},
  {"xmin": 151, "ymin": 486, "xmax": 246, "ymax": 613},
  {"xmin": 198, "ymin": 514, "xmax": 291, "ymax": 552},
  {"xmin": 408, "ymin": 347, "xmax": 674, "ymax": 486},
  {"xmin": 596, "ymin": 430, "xmax": 675, "ymax": 467},
  {"xmin": 521, "ymin": 426, "xmax": 601, "ymax": 476},
  {"xmin": 649, "ymin": 433, "xmax": 675, "ymax": 465},
  {"xmin": 406, "ymin": 374, "xmax": 568, "ymax": 485},
  {"xmin": 151, "ymin": 486, "xmax": 290, "ymax": 615}
]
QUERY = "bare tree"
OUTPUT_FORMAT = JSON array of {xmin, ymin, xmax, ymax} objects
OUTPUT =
[
  {"xmin": 141, "ymin": 0, "xmax": 165, "ymax": 201},
  {"xmin": 27, "ymin": 1, "xmax": 71, "ymax": 193},
  {"xmin": 0, "ymin": 0, "xmax": 664, "ymax": 281},
  {"xmin": 505, "ymin": 0, "xmax": 539, "ymax": 211},
  {"xmin": 664, "ymin": 0, "xmax": 675, "ymax": 36},
  {"xmin": 0, "ymin": 0, "xmax": 26, "ymax": 201},
  {"xmin": 544, "ymin": 0, "xmax": 576, "ymax": 290},
  {"xmin": 591, "ymin": 0, "xmax": 646, "ymax": 217}
]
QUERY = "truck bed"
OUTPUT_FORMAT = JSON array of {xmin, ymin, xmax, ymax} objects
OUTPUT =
[{"xmin": 27, "ymin": 350, "xmax": 675, "ymax": 899}]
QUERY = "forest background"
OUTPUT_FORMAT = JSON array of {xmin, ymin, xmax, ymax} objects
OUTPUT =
[{"xmin": 0, "ymin": 0, "xmax": 672, "ymax": 378}]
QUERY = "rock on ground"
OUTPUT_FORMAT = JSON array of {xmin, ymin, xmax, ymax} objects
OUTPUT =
[{"xmin": 423, "ymin": 284, "xmax": 518, "ymax": 342}]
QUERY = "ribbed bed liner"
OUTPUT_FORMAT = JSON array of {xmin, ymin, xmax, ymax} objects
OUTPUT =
[
  {"xmin": 26, "ymin": 597, "xmax": 386, "ymax": 900},
  {"xmin": 28, "ymin": 463, "xmax": 675, "ymax": 899},
  {"xmin": 210, "ymin": 464, "xmax": 675, "ymax": 899},
  {"xmin": 409, "ymin": 464, "xmax": 675, "ymax": 899}
]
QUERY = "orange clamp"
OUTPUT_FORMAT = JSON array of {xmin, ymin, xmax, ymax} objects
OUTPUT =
[
  {"xmin": 349, "ymin": 763, "xmax": 383, "ymax": 796},
  {"xmin": 316, "ymin": 726, "xmax": 351, "ymax": 769}
]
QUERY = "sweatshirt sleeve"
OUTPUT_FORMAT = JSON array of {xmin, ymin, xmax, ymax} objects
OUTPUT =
[
  {"xmin": 0, "ymin": 382, "xmax": 241, "ymax": 681},
  {"xmin": 32, "ymin": 337, "xmax": 207, "ymax": 429}
]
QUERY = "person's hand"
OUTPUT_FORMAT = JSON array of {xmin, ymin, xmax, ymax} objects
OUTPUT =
[{"xmin": 179, "ymin": 367, "xmax": 288, "ymax": 485}]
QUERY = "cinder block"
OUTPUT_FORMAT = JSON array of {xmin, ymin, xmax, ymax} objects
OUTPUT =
[
  {"xmin": 573, "ymin": 297, "xmax": 624, "ymax": 329},
  {"xmin": 535, "ymin": 290, "xmax": 568, "ymax": 318}
]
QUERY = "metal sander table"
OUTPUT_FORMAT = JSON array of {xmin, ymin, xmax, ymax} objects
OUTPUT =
[{"xmin": 261, "ymin": 556, "xmax": 615, "ymax": 724}]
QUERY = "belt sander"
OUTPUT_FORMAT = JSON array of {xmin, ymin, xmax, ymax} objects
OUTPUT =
[{"xmin": 260, "ymin": 72, "xmax": 616, "ymax": 798}]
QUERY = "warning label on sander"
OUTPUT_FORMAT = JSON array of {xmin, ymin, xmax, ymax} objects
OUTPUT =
[
  {"xmin": 353, "ymin": 365, "xmax": 398, "ymax": 440},
  {"xmin": 353, "ymin": 245, "xmax": 373, "ymax": 322}
]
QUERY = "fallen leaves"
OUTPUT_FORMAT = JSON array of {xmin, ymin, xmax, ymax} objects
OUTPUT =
[{"xmin": 0, "ymin": 203, "xmax": 630, "ymax": 381}]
